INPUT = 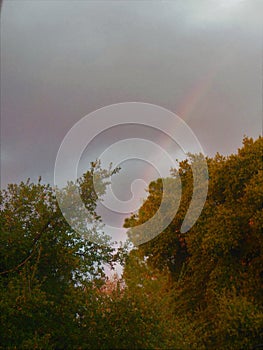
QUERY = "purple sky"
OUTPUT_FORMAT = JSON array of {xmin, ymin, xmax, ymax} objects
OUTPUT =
[{"xmin": 1, "ymin": 0, "xmax": 262, "ymax": 190}]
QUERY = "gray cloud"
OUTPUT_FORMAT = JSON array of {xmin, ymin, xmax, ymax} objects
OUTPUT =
[{"xmin": 1, "ymin": 0, "xmax": 262, "ymax": 188}]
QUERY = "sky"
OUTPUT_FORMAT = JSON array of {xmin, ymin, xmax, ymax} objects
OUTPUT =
[{"xmin": 1, "ymin": 0, "xmax": 262, "ymax": 238}]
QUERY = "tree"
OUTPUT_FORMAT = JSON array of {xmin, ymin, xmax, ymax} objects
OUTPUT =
[
  {"xmin": 1, "ymin": 137, "xmax": 262, "ymax": 349},
  {"xmin": 124, "ymin": 136, "xmax": 263, "ymax": 349},
  {"xmin": 0, "ymin": 163, "xmax": 118, "ymax": 348}
]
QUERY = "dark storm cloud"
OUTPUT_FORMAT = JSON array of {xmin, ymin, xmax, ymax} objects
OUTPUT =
[{"xmin": 1, "ymin": 0, "xmax": 262, "ymax": 187}]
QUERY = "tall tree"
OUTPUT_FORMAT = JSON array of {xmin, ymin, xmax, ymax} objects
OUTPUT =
[
  {"xmin": 0, "ymin": 162, "xmax": 117, "ymax": 348},
  {"xmin": 124, "ymin": 136, "xmax": 263, "ymax": 349}
]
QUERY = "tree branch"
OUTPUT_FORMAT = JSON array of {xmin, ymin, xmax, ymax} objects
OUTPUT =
[{"xmin": 0, "ymin": 214, "xmax": 58, "ymax": 275}]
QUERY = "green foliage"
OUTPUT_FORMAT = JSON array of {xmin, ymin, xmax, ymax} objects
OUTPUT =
[
  {"xmin": 0, "ymin": 164, "xmax": 116, "ymax": 349},
  {"xmin": 125, "ymin": 136, "xmax": 263, "ymax": 349},
  {"xmin": 1, "ymin": 137, "xmax": 262, "ymax": 349}
]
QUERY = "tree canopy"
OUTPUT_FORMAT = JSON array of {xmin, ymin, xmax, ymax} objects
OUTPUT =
[{"xmin": 0, "ymin": 137, "xmax": 262, "ymax": 349}]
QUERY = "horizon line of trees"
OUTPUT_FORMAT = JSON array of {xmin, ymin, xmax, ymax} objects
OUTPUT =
[{"xmin": 0, "ymin": 136, "xmax": 262, "ymax": 349}]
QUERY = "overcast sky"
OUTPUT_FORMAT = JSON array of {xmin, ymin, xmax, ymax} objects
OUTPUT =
[{"xmin": 1, "ymin": 0, "xmax": 262, "ymax": 193}]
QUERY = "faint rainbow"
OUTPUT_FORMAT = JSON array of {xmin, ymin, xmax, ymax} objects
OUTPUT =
[
  {"xmin": 140, "ymin": 53, "xmax": 233, "ymax": 184},
  {"xmin": 177, "ymin": 66, "xmax": 218, "ymax": 120},
  {"xmin": 177, "ymin": 50, "xmax": 234, "ymax": 120}
]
